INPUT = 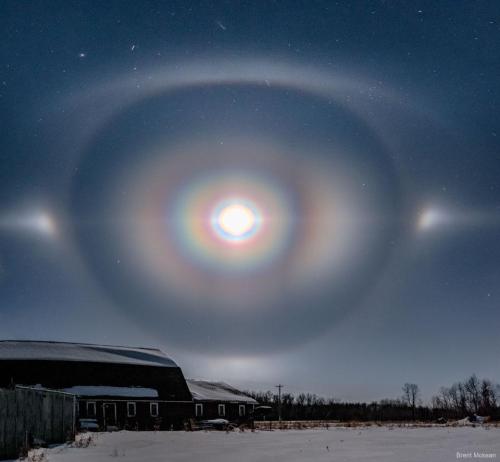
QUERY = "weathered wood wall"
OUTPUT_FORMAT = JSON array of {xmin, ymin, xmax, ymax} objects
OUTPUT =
[{"xmin": 0, "ymin": 386, "xmax": 75, "ymax": 460}]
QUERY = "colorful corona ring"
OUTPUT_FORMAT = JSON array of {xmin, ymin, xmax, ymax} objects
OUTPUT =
[{"xmin": 66, "ymin": 59, "xmax": 404, "ymax": 348}]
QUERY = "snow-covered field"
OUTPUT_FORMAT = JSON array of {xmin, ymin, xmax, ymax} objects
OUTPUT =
[{"xmin": 30, "ymin": 427, "xmax": 500, "ymax": 462}]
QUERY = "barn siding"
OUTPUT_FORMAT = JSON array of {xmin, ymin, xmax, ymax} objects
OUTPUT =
[
  {"xmin": 78, "ymin": 399, "xmax": 193, "ymax": 430},
  {"xmin": 0, "ymin": 359, "xmax": 194, "ymax": 432},
  {"xmin": 195, "ymin": 402, "xmax": 254, "ymax": 421},
  {"xmin": 0, "ymin": 387, "xmax": 75, "ymax": 460}
]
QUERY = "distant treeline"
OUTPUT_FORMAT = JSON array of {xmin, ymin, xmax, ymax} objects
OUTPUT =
[
  {"xmin": 432, "ymin": 375, "xmax": 498, "ymax": 419},
  {"xmin": 245, "ymin": 375, "xmax": 500, "ymax": 422}
]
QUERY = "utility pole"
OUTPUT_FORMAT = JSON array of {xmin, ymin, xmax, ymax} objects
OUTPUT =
[{"xmin": 275, "ymin": 384, "xmax": 284, "ymax": 421}]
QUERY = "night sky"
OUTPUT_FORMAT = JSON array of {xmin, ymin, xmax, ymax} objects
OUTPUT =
[{"xmin": 1, "ymin": 1, "xmax": 500, "ymax": 401}]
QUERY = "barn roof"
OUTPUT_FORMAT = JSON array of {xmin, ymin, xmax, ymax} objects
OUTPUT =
[
  {"xmin": 0, "ymin": 340, "xmax": 178, "ymax": 368},
  {"xmin": 61, "ymin": 385, "xmax": 159, "ymax": 398},
  {"xmin": 187, "ymin": 380, "xmax": 258, "ymax": 404}
]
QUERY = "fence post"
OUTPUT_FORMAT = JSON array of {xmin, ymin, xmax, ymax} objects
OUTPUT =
[{"xmin": 73, "ymin": 395, "xmax": 77, "ymax": 438}]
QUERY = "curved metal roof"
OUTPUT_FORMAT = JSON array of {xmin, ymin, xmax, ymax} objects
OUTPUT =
[
  {"xmin": 0, "ymin": 340, "xmax": 178, "ymax": 368},
  {"xmin": 187, "ymin": 379, "xmax": 258, "ymax": 404}
]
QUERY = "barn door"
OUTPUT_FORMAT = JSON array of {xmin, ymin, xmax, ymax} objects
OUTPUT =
[{"xmin": 103, "ymin": 402, "xmax": 117, "ymax": 428}]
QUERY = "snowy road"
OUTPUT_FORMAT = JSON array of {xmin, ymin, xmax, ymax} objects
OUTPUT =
[{"xmin": 39, "ymin": 427, "xmax": 500, "ymax": 462}]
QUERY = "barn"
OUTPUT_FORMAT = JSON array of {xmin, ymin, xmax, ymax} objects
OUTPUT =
[
  {"xmin": 187, "ymin": 380, "xmax": 258, "ymax": 422},
  {"xmin": 0, "ymin": 340, "xmax": 193, "ymax": 430}
]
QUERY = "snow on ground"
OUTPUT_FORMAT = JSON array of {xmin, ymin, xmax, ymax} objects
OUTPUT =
[{"xmin": 33, "ymin": 426, "xmax": 500, "ymax": 462}]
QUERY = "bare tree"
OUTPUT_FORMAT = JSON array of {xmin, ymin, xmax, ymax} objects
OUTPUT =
[
  {"xmin": 433, "ymin": 387, "xmax": 451, "ymax": 412},
  {"xmin": 457, "ymin": 382, "xmax": 468, "ymax": 415},
  {"xmin": 402, "ymin": 383, "xmax": 420, "ymax": 420},
  {"xmin": 480, "ymin": 379, "xmax": 495, "ymax": 415},
  {"xmin": 448, "ymin": 383, "xmax": 462, "ymax": 413},
  {"xmin": 464, "ymin": 374, "xmax": 481, "ymax": 414},
  {"xmin": 296, "ymin": 393, "xmax": 306, "ymax": 407}
]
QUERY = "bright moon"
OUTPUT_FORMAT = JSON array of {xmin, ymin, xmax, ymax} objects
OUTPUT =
[
  {"xmin": 211, "ymin": 200, "xmax": 262, "ymax": 243},
  {"xmin": 218, "ymin": 203, "xmax": 255, "ymax": 237}
]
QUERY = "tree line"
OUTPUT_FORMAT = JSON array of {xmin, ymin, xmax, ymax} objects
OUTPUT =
[
  {"xmin": 432, "ymin": 374, "xmax": 498, "ymax": 419},
  {"xmin": 245, "ymin": 375, "xmax": 500, "ymax": 422}
]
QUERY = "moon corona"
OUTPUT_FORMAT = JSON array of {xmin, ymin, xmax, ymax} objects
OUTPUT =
[{"xmin": 69, "ymin": 59, "xmax": 403, "ymax": 351}]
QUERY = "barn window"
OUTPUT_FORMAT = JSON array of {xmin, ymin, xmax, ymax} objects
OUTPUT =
[
  {"xmin": 195, "ymin": 403, "xmax": 203, "ymax": 417},
  {"xmin": 150, "ymin": 402, "xmax": 159, "ymax": 417},
  {"xmin": 127, "ymin": 402, "xmax": 136, "ymax": 417},
  {"xmin": 218, "ymin": 404, "xmax": 225, "ymax": 416},
  {"xmin": 239, "ymin": 405, "xmax": 246, "ymax": 417},
  {"xmin": 86, "ymin": 401, "xmax": 96, "ymax": 417}
]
